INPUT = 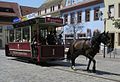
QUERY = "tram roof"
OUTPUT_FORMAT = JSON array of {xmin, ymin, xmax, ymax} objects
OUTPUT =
[{"xmin": 13, "ymin": 17, "xmax": 63, "ymax": 28}]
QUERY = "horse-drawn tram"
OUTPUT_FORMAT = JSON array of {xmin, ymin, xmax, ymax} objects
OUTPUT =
[{"xmin": 5, "ymin": 17, "xmax": 64, "ymax": 63}]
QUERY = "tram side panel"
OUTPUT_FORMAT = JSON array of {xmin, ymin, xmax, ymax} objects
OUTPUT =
[
  {"xmin": 40, "ymin": 45, "xmax": 64, "ymax": 61},
  {"xmin": 6, "ymin": 43, "xmax": 65, "ymax": 62},
  {"xmin": 8, "ymin": 42, "xmax": 32, "ymax": 58}
]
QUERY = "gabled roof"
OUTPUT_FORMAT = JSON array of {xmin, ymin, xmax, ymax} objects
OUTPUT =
[
  {"xmin": 38, "ymin": 0, "xmax": 65, "ymax": 11},
  {"xmin": 0, "ymin": 1, "xmax": 21, "ymax": 17},
  {"xmin": 20, "ymin": 6, "xmax": 37, "ymax": 16},
  {"xmin": 61, "ymin": 0, "xmax": 104, "ymax": 13}
]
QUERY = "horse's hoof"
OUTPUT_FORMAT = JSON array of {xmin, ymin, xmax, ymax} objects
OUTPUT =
[
  {"xmin": 86, "ymin": 70, "xmax": 92, "ymax": 73},
  {"xmin": 92, "ymin": 70, "xmax": 96, "ymax": 73},
  {"xmin": 71, "ymin": 66, "xmax": 76, "ymax": 71}
]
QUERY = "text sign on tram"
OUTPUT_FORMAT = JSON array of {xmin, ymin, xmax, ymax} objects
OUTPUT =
[{"xmin": 45, "ymin": 17, "xmax": 63, "ymax": 24}]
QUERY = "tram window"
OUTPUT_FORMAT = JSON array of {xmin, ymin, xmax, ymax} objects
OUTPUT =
[
  {"xmin": 9, "ymin": 30, "xmax": 14, "ymax": 42},
  {"xmin": 16, "ymin": 28, "xmax": 21, "ymax": 42},
  {"xmin": 40, "ymin": 29, "xmax": 47, "ymax": 38},
  {"xmin": 23, "ymin": 27, "xmax": 30, "ymax": 42}
]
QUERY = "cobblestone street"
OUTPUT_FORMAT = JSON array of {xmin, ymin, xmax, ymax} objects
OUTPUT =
[{"xmin": 0, "ymin": 49, "xmax": 120, "ymax": 82}]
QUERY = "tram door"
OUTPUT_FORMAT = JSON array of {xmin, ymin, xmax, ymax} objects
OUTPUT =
[
  {"xmin": 40, "ymin": 26, "xmax": 64, "ymax": 59},
  {"xmin": 31, "ymin": 24, "xmax": 38, "ymax": 58}
]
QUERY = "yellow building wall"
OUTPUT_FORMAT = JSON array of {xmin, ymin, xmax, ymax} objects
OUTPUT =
[{"xmin": 104, "ymin": 0, "xmax": 120, "ymax": 49}]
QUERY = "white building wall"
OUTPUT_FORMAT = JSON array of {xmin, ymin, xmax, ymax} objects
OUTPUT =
[
  {"xmin": 54, "ymin": 5, "xmax": 58, "ymax": 11},
  {"xmin": 47, "ymin": 8, "xmax": 50, "ymax": 13},
  {"xmin": 62, "ymin": 3, "xmax": 104, "ymax": 35}
]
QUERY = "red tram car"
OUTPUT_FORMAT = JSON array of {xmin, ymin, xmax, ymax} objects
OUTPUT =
[{"xmin": 5, "ymin": 17, "xmax": 64, "ymax": 63}]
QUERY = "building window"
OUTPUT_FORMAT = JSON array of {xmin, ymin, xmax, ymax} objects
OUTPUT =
[
  {"xmin": 0, "ymin": 26, "xmax": 2, "ymax": 33},
  {"xmin": 70, "ymin": 12, "xmax": 75, "ymax": 24},
  {"xmin": 108, "ymin": 5, "xmax": 114, "ymax": 18},
  {"xmin": 67, "ymin": 0, "xmax": 71, "ymax": 5},
  {"xmin": 53, "ymin": 6, "xmax": 54, "ymax": 11},
  {"xmin": 87, "ymin": 28, "xmax": 91, "ymax": 37},
  {"xmin": 50, "ymin": 7, "xmax": 52, "ymax": 12},
  {"xmin": 77, "ymin": 11, "xmax": 82, "ymax": 23},
  {"xmin": 94, "ymin": 7, "xmax": 100, "ymax": 20},
  {"xmin": 64, "ymin": 14, "xmax": 68, "ymax": 24},
  {"xmin": 0, "ymin": 7, "xmax": 14, "ymax": 13},
  {"xmin": 0, "ymin": 16, "xmax": 14, "ymax": 22},
  {"xmin": 45, "ymin": 8, "xmax": 47, "ymax": 13},
  {"xmin": 118, "ymin": 3, "xmax": 120, "ymax": 17},
  {"xmin": 77, "ymin": 33, "xmax": 86, "ymax": 39},
  {"xmin": 0, "ymin": 39, "xmax": 2, "ymax": 47},
  {"xmin": 58, "ymin": 4, "xmax": 61, "ymax": 9},
  {"xmin": 73, "ymin": 0, "xmax": 75, "ymax": 4},
  {"xmin": 85, "ymin": 9, "xmax": 90, "ymax": 22},
  {"xmin": 38, "ymin": 11, "xmax": 41, "ymax": 15},
  {"xmin": 118, "ymin": 33, "xmax": 120, "ymax": 46}
]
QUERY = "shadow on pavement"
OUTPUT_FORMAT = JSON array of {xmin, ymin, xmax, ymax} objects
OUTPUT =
[
  {"xmin": 9, "ymin": 57, "xmax": 87, "ymax": 67},
  {"xmin": 95, "ymin": 70, "xmax": 120, "ymax": 76},
  {"xmin": 76, "ymin": 68, "xmax": 120, "ymax": 77}
]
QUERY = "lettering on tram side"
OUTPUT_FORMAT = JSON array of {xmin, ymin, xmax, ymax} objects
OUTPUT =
[
  {"xmin": 46, "ymin": 17, "xmax": 63, "ymax": 24},
  {"xmin": 12, "ymin": 51, "xmax": 28, "ymax": 56}
]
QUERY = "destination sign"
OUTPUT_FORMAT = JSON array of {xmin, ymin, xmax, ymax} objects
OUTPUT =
[{"xmin": 45, "ymin": 17, "xmax": 63, "ymax": 24}]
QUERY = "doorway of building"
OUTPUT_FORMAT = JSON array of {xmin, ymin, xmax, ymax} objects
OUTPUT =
[
  {"xmin": 0, "ymin": 39, "xmax": 2, "ymax": 48},
  {"xmin": 109, "ymin": 33, "xmax": 114, "ymax": 48}
]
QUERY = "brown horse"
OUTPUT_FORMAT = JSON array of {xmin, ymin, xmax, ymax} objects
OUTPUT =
[{"xmin": 67, "ymin": 32, "xmax": 111, "ymax": 72}]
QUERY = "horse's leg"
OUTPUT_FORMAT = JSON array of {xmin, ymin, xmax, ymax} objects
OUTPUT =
[
  {"xmin": 71, "ymin": 50, "xmax": 80, "ymax": 70},
  {"xmin": 87, "ymin": 59, "xmax": 92, "ymax": 71},
  {"xmin": 87, "ymin": 57, "xmax": 96, "ymax": 72},
  {"xmin": 92, "ymin": 59, "xmax": 96, "ymax": 73},
  {"xmin": 71, "ymin": 57, "xmax": 76, "ymax": 70},
  {"xmin": 71, "ymin": 52, "xmax": 79, "ymax": 70},
  {"xmin": 86, "ymin": 55, "xmax": 96, "ymax": 72}
]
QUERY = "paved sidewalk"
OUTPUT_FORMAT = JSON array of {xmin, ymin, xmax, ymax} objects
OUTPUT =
[{"xmin": 0, "ymin": 49, "xmax": 120, "ymax": 82}]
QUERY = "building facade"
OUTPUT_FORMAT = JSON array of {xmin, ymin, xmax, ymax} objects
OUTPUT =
[
  {"xmin": 37, "ymin": 0, "xmax": 66, "ymax": 17},
  {"xmin": 0, "ymin": 1, "xmax": 21, "ymax": 48},
  {"xmin": 66, "ymin": 0, "xmax": 87, "ymax": 6},
  {"xmin": 104, "ymin": 0, "xmax": 120, "ymax": 49},
  {"xmin": 61, "ymin": 0, "xmax": 104, "ymax": 39},
  {"xmin": 0, "ymin": 1, "xmax": 37, "ymax": 48},
  {"xmin": 20, "ymin": 6, "xmax": 37, "ymax": 16}
]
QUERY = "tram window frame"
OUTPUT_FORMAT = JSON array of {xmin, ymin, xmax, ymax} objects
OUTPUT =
[
  {"xmin": 9, "ymin": 29, "xmax": 14, "ymax": 42},
  {"xmin": 40, "ymin": 28, "xmax": 47, "ymax": 38},
  {"xmin": 22, "ymin": 26, "xmax": 30, "ymax": 42},
  {"xmin": 15, "ymin": 28, "xmax": 22, "ymax": 42}
]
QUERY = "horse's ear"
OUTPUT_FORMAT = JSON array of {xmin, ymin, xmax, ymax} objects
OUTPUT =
[
  {"xmin": 103, "ymin": 31, "xmax": 105, "ymax": 34},
  {"xmin": 107, "ymin": 31, "xmax": 109, "ymax": 34}
]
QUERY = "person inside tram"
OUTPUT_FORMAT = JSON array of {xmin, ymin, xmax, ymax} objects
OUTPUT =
[
  {"xmin": 39, "ymin": 35, "xmax": 46, "ymax": 45},
  {"xmin": 46, "ymin": 31, "xmax": 56, "ymax": 45},
  {"xmin": 57, "ymin": 33, "xmax": 63, "ymax": 45},
  {"xmin": 32, "ymin": 30, "xmax": 37, "ymax": 44},
  {"xmin": 31, "ymin": 30, "xmax": 38, "ymax": 57}
]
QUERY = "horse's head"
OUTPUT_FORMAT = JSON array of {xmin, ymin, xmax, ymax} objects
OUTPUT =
[{"xmin": 100, "ymin": 31, "xmax": 111, "ymax": 47}]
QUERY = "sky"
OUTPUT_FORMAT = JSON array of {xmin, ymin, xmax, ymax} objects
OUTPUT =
[{"xmin": 0, "ymin": 0, "xmax": 47, "ymax": 7}]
